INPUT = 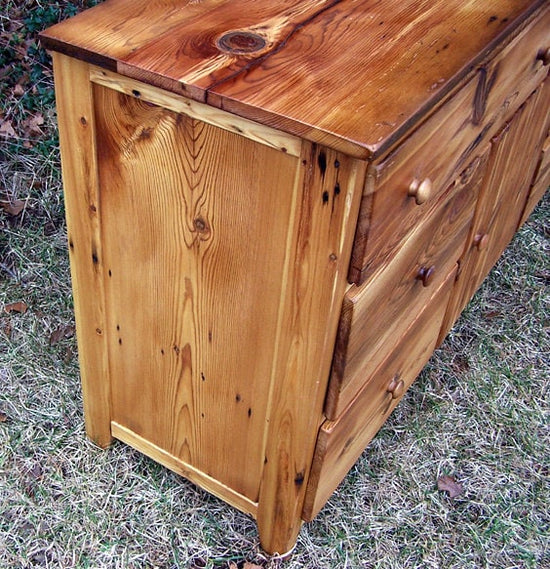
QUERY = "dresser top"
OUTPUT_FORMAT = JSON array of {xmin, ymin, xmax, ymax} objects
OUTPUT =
[{"xmin": 40, "ymin": 0, "xmax": 546, "ymax": 158}]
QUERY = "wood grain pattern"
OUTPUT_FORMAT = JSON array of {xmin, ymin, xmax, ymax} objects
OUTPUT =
[
  {"xmin": 518, "ymin": 78, "xmax": 550, "ymax": 227},
  {"xmin": 523, "ymin": 132, "xmax": 550, "ymax": 226},
  {"xmin": 94, "ymin": 83, "xmax": 302, "ymax": 502},
  {"xmin": 480, "ymin": 84, "xmax": 550, "ymax": 267},
  {"xmin": 349, "ymin": 8, "xmax": 550, "ymax": 283},
  {"xmin": 256, "ymin": 144, "xmax": 366, "ymax": 554},
  {"xmin": 40, "ymin": 0, "xmax": 548, "ymax": 158},
  {"xmin": 51, "ymin": 53, "xmax": 112, "ymax": 448},
  {"xmin": 326, "ymin": 158, "xmax": 482, "ymax": 420},
  {"xmin": 304, "ymin": 267, "xmax": 457, "ymax": 520},
  {"xmin": 208, "ymin": 0, "xmax": 549, "ymax": 157},
  {"xmin": 40, "ymin": 0, "xmax": 340, "ymax": 100},
  {"xmin": 119, "ymin": 0, "xmax": 341, "ymax": 101},
  {"xmin": 92, "ymin": 80, "xmax": 366, "ymax": 549},
  {"xmin": 89, "ymin": 66, "xmax": 302, "ymax": 156}
]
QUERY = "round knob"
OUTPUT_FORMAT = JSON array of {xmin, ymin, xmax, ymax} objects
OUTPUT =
[
  {"xmin": 416, "ymin": 265, "xmax": 436, "ymax": 287},
  {"xmin": 408, "ymin": 178, "xmax": 433, "ymax": 205},
  {"xmin": 387, "ymin": 375, "xmax": 405, "ymax": 399},
  {"xmin": 473, "ymin": 233, "xmax": 489, "ymax": 251},
  {"xmin": 536, "ymin": 47, "xmax": 550, "ymax": 66}
]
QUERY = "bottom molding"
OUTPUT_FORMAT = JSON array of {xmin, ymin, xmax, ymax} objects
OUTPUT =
[{"xmin": 111, "ymin": 421, "xmax": 258, "ymax": 518}]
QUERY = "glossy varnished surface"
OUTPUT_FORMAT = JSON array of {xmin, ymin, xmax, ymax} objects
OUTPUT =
[{"xmin": 40, "ymin": 0, "xmax": 547, "ymax": 157}]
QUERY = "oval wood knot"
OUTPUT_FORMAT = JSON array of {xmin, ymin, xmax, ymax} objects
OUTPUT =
[
  {"xmin": 387, "ymin": 375, "xmax": 405, "ymax": 399},
  {"xmin": 217, "ymin": 31, "xmax": 267, "ymax": 54},
  {"xmin": 416, "ymin": 265, "xmax": 436, "ymax": 287},
  {"xmin": 408, "ymin": 178, "xmax": 433, "ymax": 205}
]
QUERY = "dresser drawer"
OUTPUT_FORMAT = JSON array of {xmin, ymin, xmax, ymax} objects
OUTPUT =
[
  {"xmin": 349, "ymin": 7, "xmax": 550, "ymax": 285},
  {"xmin": 325, "ymin": 159, "xmax": 483, "ymax": 420},
  {"xmin": 304, "ymin": 267, "xmax": 456, "ymax": 521},
  {"xmin": 524, "ymin": 131, "xmax": 550, "ymax": 221},
  {"xmin": 442, "ymin": 83, "xmax": 550, "ymax": 341},
  {"xmin": 520, "ymin": 81, "xmax": 550, "ymax": 228}
]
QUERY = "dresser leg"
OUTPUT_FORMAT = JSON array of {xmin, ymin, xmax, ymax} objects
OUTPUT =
[
  {"xmin": 257, "ymin": 505, "xmax": 302, "ymax": 556},
  {"xmin": 52, "ymin": 53, "xmax": 113, "ymax": 449}
]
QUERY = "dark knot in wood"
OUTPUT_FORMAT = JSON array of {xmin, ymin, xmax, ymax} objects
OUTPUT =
[{"xmin": 217, "ymin": 31, "xmax": 266, "ymax": 54}]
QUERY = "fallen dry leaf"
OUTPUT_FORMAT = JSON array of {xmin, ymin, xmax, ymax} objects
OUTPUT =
[
  {"xmin": 437, "ymin": 474, "xmax": 464, "ymax": 498},
  {"xmin": 0, "ymin": 198, "xmax": 27, "ymax": 216},
  {"xmin": 3, "ymin": 301, "xmax": 28, "ymax": 314},
  {"xmin": 0, "ymin": 119, "xmax": 16, "ymax": 138},
  {"xmin": 12, "ymin": 38, "xmax": 33, "ymax": 60},
  {"xmin": 22, "ymin": 112, "xmax": 44, "ymax": 136},
  {"xmin": 63, "ymin": 345, "xmax": 75, "ymax": 364},
  {"xmin": 243, "ymin": 563, "xmax": 264, "ymax": 569},
  {"xmin": 13, "ymin": 83, "xmax": 25, "ymax": 97},
  {"xmin": 483, "ymin": 310, "xmax": 501, "ymax": 320},
  {"xmin": 49, "ymin": 324, "xmax": 76, "ymax": 346},
  {"xmin": 3, "ymin": 319, "xmax": 12, "ymax": 337},
  {"xmin": 452, "ymin": 353, "xmax": 470, "ymax": 373},
  {"xmin": 28, "ymin": 462, "xmax": 43, "ymax": 480},
  {"xmin": 0, "ymin": 411, "xmax": 7, "ymax": 423},
  {"xmin": 22, "ymin": 461, "xmax": 44, "ymax": 498}
]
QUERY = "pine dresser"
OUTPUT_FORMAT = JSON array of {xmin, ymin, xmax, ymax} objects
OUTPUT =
[{"xmin": 40, "ymin": 0, "xmax": 550, "ymax": 555}]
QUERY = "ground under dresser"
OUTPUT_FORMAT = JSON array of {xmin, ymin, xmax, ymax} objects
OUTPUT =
[{"xmin": 40, "ymin": 0, "xmax": 550, "ymax": 555}]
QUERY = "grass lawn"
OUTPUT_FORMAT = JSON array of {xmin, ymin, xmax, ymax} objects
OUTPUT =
[{"xmin": 1, "ymin": 2, "xmax": 549, "ymax": 567}]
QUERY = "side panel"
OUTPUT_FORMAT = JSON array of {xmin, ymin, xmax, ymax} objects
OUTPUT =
[
  {"xmin": 55, "ymin": 56, "xmax": 367, "ymax": 553},
  {"xmin": 93, "ymin": 83, "xmax": 301, "ymax": 504}
]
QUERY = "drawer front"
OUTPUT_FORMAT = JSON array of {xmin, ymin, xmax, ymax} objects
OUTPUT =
[
  {"xmin": 442, "ymin": 82, "xmax": 550, "ymax": 340},
  {"xmin": 349, "ymin": 7, "xmax": 550, "ymax": 285},
  {"xmin": 325, "ymin": 157, "xmax": 485, "ymax": 420},
  {"xmin": 524, "ymin": 132, "xmax": 550, "ymax": 222},
  {"xmin": 519, "ymin": 80, "xmax": 550, "ymax": 228},
  {"xmin": 304, "ymin": 267, "xmax": 456, "ymax": 521}
]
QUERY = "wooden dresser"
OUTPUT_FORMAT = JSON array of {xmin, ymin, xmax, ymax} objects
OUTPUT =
[{"xmin": 40, "ymin": 0, "xmax": 550, "ymax": 555}]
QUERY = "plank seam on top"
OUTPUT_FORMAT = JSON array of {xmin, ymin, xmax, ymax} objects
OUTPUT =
[
  {"xmin": 204, "ymin": 0, "xmax": 344, "ymax": 95},
  {"xmin": 40, "ymin": 1, "xmax": 548, "ymax": 159}
]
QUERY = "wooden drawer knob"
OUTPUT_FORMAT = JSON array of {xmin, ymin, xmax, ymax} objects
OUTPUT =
[
  {"xmin": 473, "ymin": 233, "xmax": 489, "ymax": 251},
  {"xmin": 408, "ymin": 178, "xmax": 433, "ymax": 205},
  {"xmin": 416, "ymin": 265, "xmax": 436, "ymax": 287},
  {"xmin": 387, "ymin": 375, "xmax": 405, "ymax": 399},
  {"xmin": 537, "ymin": 47, "xmax": 550, "ymax": 66}
]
